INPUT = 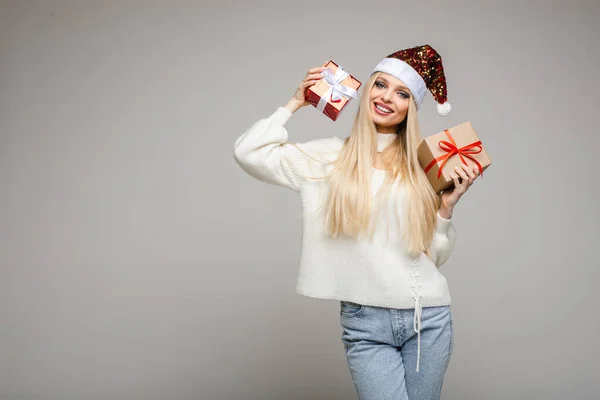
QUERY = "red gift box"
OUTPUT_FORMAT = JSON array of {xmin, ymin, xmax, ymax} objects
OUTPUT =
[{"xmin": 305, "ymin": 60, "xmax": 362, "ymax": 121}]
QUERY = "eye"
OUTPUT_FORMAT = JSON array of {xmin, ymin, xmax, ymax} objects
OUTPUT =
[
  {"xmin": 397, "ymin": 91, "xmax": 409, "ymax": 99},
  {"xmin": 375, "ymin": 81, "xmax": 385, "ymax": 89}
]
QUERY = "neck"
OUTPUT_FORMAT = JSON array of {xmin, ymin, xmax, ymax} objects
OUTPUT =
[
  {"xmin": 377, "ymin": 131, "xmax": 396, "ymax": 152},
  {"xmin": 375, "ymin": 123, "xmax": 398, "ymax": 134}
]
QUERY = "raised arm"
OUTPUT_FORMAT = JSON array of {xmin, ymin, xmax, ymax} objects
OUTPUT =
[
  {"xmin": 233, "ymin": 106, "xmax": 306, "ymax": 191},
  {"xmin": 233, "ymin": 66, "xmax": 328, "ymax": 191}
]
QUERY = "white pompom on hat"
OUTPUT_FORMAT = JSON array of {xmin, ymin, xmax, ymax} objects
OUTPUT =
[{"xmin": 372, "ymin": 44, "xmax": 452, "ymax": 117}]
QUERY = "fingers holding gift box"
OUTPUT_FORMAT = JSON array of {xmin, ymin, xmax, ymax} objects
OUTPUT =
[
  {"xmin": 418, "ymin": 121, "xmax": 492, "ymax": 194},
  {"xmin": 305, "ymin": 60, "xmax": 362, "ymax": 122},
  {"xmin": 450, "ymin": 164, "xmax": 479, "ymax": 190}
]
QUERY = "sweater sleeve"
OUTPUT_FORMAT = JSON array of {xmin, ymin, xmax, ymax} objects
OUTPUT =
[
  {"xmin": 233, "ymin": 107, "xmax": 313, "ymax": 192},
  {"xmin": 429, "ymin": 212, "xmax": 457, "ymax": 268}
]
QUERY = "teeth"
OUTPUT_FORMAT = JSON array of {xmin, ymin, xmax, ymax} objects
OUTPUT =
[{"xmin": 375, "ymin": 104, "xmax": 392, "ymax": 113}]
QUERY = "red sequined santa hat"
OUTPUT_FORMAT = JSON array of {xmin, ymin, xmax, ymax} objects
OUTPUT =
[{"xmin": 372, "ymin": 44, "xmax": 451, "ymax": 116}]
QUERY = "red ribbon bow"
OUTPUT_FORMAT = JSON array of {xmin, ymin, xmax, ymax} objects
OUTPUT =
[{"xmin": 424, "ymin": 129, "xmax": 484, "ymax": 179}]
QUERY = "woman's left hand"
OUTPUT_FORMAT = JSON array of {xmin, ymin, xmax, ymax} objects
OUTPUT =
[{"xmin": 440, "ymin": 163, "xmax": 480, "ymax": 213}]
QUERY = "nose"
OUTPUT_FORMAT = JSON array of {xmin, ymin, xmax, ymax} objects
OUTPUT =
[{"xmin": 381, "ymin": 89, "xmax": 393, "ymax": 102}]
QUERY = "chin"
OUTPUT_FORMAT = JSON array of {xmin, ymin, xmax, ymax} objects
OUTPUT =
[{"xmin": 373, "ymin": 117, "xmax": 396, "ymax": 128}]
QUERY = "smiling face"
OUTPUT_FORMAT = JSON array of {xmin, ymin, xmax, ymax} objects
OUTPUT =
[{"xmin": 369, "ymin": 72, "xmax": 411, "ymax": 133}]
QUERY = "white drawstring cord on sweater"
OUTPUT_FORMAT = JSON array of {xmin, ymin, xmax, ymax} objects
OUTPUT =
[
  {"xmin": 413, "ymin": 295, "xmax": 423, "ymax": 372},
  {"xmin": 409, "ymin": 254, "xmax": 422, "ymax": 372}
]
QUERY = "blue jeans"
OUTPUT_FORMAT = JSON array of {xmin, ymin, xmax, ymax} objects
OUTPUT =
[{"xmin": 340, "ymin": 301, "xmax": 454, "ymax": 400}]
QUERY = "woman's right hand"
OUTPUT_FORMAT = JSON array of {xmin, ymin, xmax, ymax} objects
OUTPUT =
[{"xmin": 285, "ymin": 66, "xmax": 327, "ymax": 113}]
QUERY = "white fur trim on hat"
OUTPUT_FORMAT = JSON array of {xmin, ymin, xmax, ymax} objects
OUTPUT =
[{"xmin": 372, "ymin": 58, "xmax": 427, "ymax": 109}]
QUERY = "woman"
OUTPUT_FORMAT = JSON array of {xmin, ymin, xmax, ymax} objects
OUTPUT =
[{"xmin": 233, "ymin": 45, "xmax": 479, "ymax": 400}]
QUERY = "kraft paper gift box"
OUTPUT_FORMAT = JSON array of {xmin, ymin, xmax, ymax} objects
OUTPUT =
[
  {"xmin": 305, "ymin": 60, "xmax": 362, "ymax": 121},
  {"xmin": 418, "ymin": 121, "xmax": 492, "ymax": 194}
]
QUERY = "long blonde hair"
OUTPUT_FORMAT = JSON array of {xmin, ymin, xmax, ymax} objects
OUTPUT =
[{"xmin": 293, "ymin": 72, "xmax": 441, "ymax": 256}]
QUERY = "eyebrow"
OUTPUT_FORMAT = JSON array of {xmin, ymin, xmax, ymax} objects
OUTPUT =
[{"xmin": 378, "ymin": 77, "xmax": 411, "ymax": 92}]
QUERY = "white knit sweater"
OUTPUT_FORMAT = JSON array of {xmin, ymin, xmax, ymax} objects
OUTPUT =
[
  {"xmin": 234, "ymin": 106, "xmax": 457, "ymax": 357},
  {"xmin": 234, "ymin": 106, "xmax": 456, "ymax": 371}
]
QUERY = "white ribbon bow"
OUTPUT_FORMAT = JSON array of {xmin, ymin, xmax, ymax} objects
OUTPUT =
[{"xmin": 316, "ymin": 66, "xmax": 358, "ymax": 113}]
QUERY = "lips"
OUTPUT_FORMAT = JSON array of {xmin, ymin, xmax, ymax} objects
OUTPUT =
[
  {"xmin": 374, "ymin": 102, "xmax": 393, "ymax": 112},
  {"xmin": 373, "ymin": 102, "xmax": 394, "ymax": 116}
]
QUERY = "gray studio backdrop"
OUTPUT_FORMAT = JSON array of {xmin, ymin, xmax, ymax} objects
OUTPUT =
[{"xmin": 1, "ymin": 1, "xmax": 598, "ymax": 399}]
